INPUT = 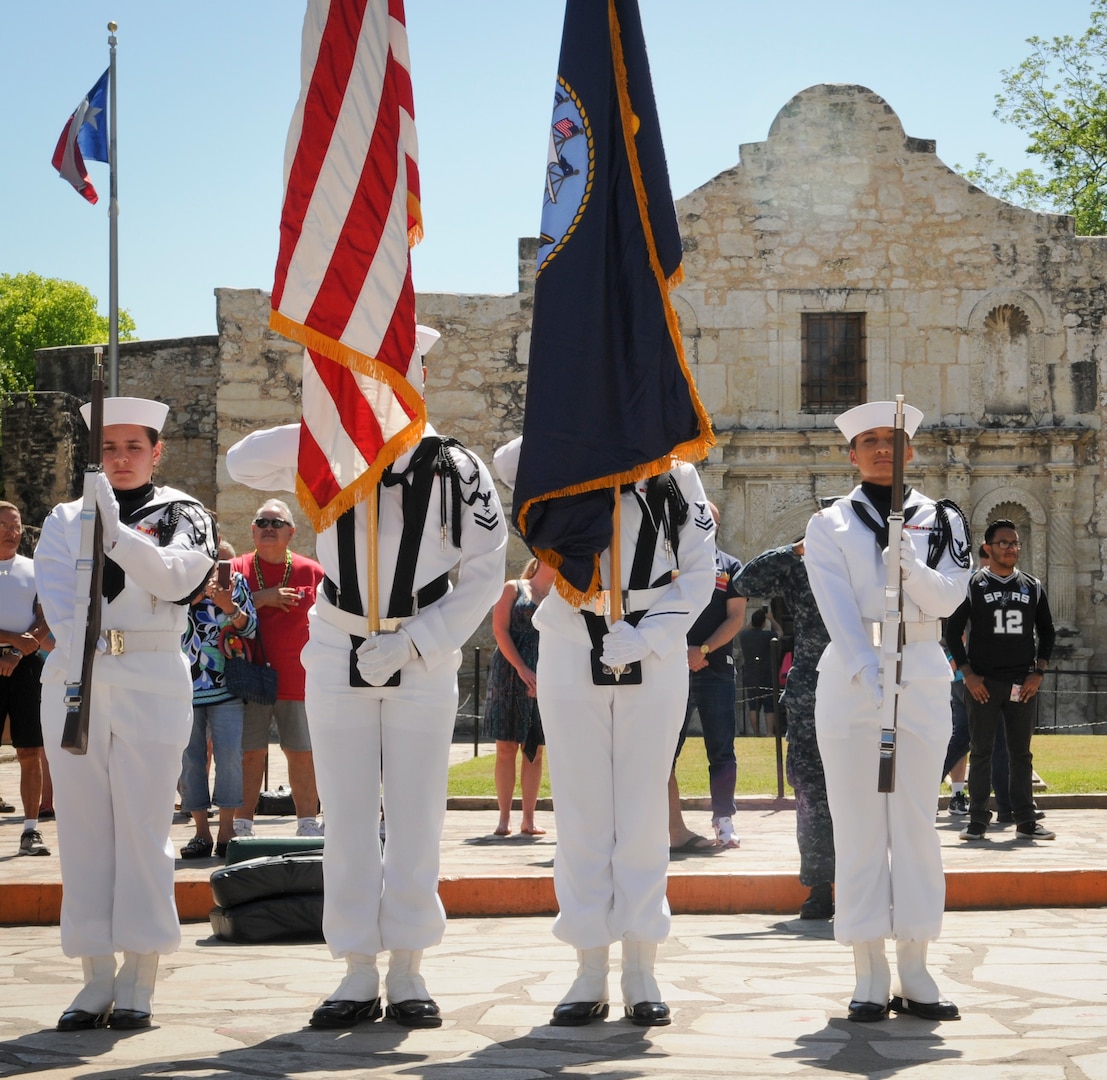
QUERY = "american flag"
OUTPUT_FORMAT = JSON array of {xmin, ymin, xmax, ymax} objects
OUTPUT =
[{"xmin": 271, "ymin": 0, "xmax": 425, "ymax": 531}]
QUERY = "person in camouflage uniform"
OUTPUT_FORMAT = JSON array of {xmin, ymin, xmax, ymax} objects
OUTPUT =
[{"xmin": 734, "ymin": 540, "xmax": 834, "ymax": 919}]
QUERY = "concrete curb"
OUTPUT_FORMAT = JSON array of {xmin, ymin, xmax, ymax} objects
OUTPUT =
[{"xmin": 5, "ymin": 866, "xmax": 1105, "ymax": 927}]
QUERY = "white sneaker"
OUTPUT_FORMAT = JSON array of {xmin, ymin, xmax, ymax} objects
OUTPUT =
[
  {"xmin": 714, "ymin": 816, "xmax": 740, "ymax": 849},
  {"xmin": 297, "ymin": 818, "xmax": 324, "ymax": 837},
  {"xmin": 233, "ymin": 819, "xmax": 255, "ymax": 838}
]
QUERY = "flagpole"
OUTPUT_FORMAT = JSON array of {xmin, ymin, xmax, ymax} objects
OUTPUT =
[
  {"xmin": 609, "ymin": 487, "xmax": 623, "ymax": 624},
  {"xmin": 106, "ymin": 21, "xmax": 119, "ymax": 397},
  {"xmin": 366, "ymin": 487, "xmax": 380, "ymax": 636}
]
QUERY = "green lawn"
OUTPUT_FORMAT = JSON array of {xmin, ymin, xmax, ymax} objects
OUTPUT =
[{"xmin": 448, "ymin": 734, "xmax": 1107, "ymax": 798}]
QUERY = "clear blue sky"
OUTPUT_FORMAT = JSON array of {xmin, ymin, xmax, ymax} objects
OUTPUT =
[{"xmin": 3, "ymin": 0, "xmax": 1093, "ymax": 342}]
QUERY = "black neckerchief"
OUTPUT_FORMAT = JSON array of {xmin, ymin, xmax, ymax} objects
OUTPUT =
[
  {"xmin": 103, "ymin": 482, "xmax": 156, "ymax": 601},
  {"xmin": 851, "ymin": 481, "xmax": 917, "ymax": 551}
]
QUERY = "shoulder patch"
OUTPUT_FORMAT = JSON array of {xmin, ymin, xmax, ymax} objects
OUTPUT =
[{"xmin": 693, "ymin": 502, "xmax": 713, "ymax": 531}]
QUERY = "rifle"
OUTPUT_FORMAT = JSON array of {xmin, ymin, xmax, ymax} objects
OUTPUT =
[
  {"xmin": 61, "ymin": 348, "xmax": 106, "ymax": 754},
  {"xmin": 877, "ymin": 395, "xmax": 907, "ymax": 793}
]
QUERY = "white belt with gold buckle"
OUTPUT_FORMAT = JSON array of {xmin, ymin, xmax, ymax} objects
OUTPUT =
[
  {"xmin": 98, "ymin": 630, "xmax": 185, "ymax": 655},
  {"xmin": 580, "ymin": 585, "xmax": 669, "ymax": 617},
  {"xmin": 866, "ymin": 620, "xmax": 942, "ymax": 647},
  {"xmin": 315, "ymin": 595, "xmax": 410, "ymax": 637}
]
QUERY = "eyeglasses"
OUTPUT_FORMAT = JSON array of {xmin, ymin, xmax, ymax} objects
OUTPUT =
[
  {"xmin": 989, "ymin": 540, "xmax": 1020, "ymax": 550},
  {"xmin": 254, "ymin": 517, "xmax": 291, "ymax": 529}
]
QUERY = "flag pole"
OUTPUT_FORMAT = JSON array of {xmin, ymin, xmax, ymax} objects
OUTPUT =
[
  {"xmin": 106, "ymin": 21, "xmax": 119, "ymax": 397},
  {"xmin": 366, "ymin": 487, "xmax": 381, "ymax": 635},
  {"xmin": 609, "ymin": 486, "xmax": 623, "ymax": 624}
]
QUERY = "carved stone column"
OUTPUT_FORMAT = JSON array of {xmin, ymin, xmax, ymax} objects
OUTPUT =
[{"xmin": 1046, "ymin": 450, "xmax": 1077, "ymax": 631}]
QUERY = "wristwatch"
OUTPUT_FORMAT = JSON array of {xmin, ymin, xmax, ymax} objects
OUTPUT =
[{"xmin": 700, "ymin": 643, "xmax": 711, "ymax": 656}]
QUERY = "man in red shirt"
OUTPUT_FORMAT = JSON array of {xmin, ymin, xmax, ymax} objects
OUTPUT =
[{"xmin": 231, "ymin": 499, "xmax": 324, "ymax": 837}]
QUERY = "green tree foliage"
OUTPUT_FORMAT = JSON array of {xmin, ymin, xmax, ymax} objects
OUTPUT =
[
  {"xmin": 0, "ymin": 272, "xmax": 137, "ymax": 395},
  {"xmin": 963, "ymin": 0, "xmax": 1107, "ymax": 235}
]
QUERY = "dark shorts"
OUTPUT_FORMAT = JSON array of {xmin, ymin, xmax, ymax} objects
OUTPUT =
[
  {"xmin": 746, "ymin": 688, "xmax": 776, "ymax": 714},
  {"xmin": 1, "ymin": 654, "xmax": 44, "ymax": 748}
]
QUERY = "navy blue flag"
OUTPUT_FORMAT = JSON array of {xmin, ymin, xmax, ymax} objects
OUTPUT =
[{"xmin": 512, "ymin": 0, "xmax": 714, "ymax": 602}]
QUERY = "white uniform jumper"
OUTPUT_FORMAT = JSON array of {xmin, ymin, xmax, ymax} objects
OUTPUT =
[
  {"xmin": 226, "ymin": 424, "xmax": 506, "ymax": 960},
  {"xmin": 534, "ymin": 463, "xmax": 716, "ymax": 950},
  {"xmin": 804, "ymin": 485, "xmax": 971, "ymax": 945},
  {"xmin": 36, "ymin": 487, "xmax": 215, "ymax": 958}
]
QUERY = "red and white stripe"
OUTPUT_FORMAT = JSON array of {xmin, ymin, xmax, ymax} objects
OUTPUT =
[
  {"xmin": 271, "ymin": 0, "xmax": 424, "ymax": 530},
  {"xmin": 52, "ymin": 97, "xmax": 99, "ymax": 204}
]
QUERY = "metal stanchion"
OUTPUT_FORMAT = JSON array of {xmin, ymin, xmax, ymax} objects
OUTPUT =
[
  {"xmin": 473, "ymin": 646, "xmax": 481, "ymax": 757},
  {"xmin": 770, "ymin": 636, "xmax": 785, "ymax": 799}
]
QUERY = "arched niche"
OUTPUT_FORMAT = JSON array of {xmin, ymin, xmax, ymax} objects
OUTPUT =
[
  {"xmin": 971, "ymin": 487, "xmax": 1048, "ymax": 579},
  {"xmin": 966, "ymin": 291, "xmax": 1047, "ymax": 422}
]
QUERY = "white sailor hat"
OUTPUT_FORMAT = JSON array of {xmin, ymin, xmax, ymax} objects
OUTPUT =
[
  {"xmin": 416, "ymin": 324, "xmax": 440, "ymax": 358},
  {"xmin": 492, "ymin": 436, "xmax": 522, "ymax": 490},
  {"xmin": 835, "ymin": 401, "xmax": 923, "ymax": 442},
  {"xmin": 80, "ymin": 397, "xmax": 170, "ymax": 434}
]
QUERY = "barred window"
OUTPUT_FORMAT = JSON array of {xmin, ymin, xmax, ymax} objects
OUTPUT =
[{"xmin": 802, "ymin": 313, "xmax": 866, "ymax": 413}]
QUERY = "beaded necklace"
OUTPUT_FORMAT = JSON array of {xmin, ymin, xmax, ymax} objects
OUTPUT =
[{"xmin": 253, "ymin": 549, "xmax": 293, "ymax": 590}]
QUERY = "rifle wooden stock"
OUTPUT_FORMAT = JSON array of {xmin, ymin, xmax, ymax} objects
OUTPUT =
[
  {"xmin": 61, "ymin": 352, "xmax": 105, "ymax": 754},
  {"xmin": 877, "ymin": 396, "xmax": 907, "ymax": 793}
]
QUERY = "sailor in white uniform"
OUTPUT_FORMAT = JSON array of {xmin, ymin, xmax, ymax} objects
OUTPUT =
[
  {"xmin": 497, "ymin": 440, "xmax": 715, "ymax": 1027},
  {"xmin": 226, "ymin": 328, "xmax": 506, "ymax": 1030},
  {"xmin": 804, "ymin": 401, "xmax": 971, "ymax": 1024},
  {"xmin": 36, "ymin": 397, "xmax": 216, "ymax": 1031}
]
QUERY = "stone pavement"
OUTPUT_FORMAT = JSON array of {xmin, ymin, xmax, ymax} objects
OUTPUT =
[{"xmin": 2, "ymin": 909, "xmax": 1107, "ymax": 1079}]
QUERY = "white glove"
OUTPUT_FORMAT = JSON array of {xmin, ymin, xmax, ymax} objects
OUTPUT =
[
  {"xmin": 93, "ymin": 472, "xmax": 121, "ymax": 551},
  {"xmin": 855, "ymin": 664, "xmax": 883, "ymax": 710},
  {"xmin": 356, "ymin": 629, "xmax": 417, "ymax": 686},
  {"xmin": 599, "ymin": 621, "xmax": 652, "ymax": 668},
  {"xmin": 882, "ymin": 531, "xmax": 918, "ymax": 581}
]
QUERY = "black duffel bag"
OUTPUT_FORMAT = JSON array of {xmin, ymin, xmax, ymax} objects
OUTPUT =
[
  {"xmin": 210, "ymin": 851, "xmax": 324, "ymax": 909},
  {"xmin": 209, "ymin": 893, "xmax": 324, "ymax": 943}
]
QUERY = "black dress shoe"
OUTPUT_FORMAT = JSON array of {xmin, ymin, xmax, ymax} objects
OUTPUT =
[
  {"xmin": 889, "ymin": 995, "xmax": 960, "ymax": 1021},
  {"xmin": 386, "ymin": 999, "xmax": 442, "ymax": 1028},
  {"xmin": 847, "ymin": 999, "xmax": 889, "ymax": 1023},
  {"xmin": 550, "ymin": 1000, "xmax": 609, "ymax": 1026},
  {"xmin": 624, "ymin": 1001, "xmax": 671, "ymax": 1026},
  {"xmin": 107, "ymin": 1009, "xmax": 151, "ymax": 1030},
  {"xmin": 309, "ymin": 998, "xmax": 382, "ymax": 1029},
  {"xmin": 56, "ymin": 1008, "xmax": 108, "ymax": 1031}
]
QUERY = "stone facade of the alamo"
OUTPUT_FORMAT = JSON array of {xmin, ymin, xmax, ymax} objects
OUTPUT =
[{"xmin": 5, "ymin": 84, "xmax": 1105, "ymax": 730}]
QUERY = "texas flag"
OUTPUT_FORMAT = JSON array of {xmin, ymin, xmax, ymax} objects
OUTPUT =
[{"xmin": 52, "ymin": 69, "xmax": 109, "ymax": 204}]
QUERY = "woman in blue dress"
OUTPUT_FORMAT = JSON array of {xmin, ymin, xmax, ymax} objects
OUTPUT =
[{"xmin": 484, "ymin": 558, "xmax": 555, "ymax": 836}]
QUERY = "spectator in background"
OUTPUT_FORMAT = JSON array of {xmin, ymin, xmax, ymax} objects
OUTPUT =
[
  {"xmin": 734, "ymin": 539, "xmax": 835, "ymax": 920},
  {"xmin": 484, "ymin": 558, "xmax": 555, "ymax": 837},
  {"xmin": 738, "ymin": 607, "xmax": 778, "ymax": 735},
  {"xmin": 948, "ymin": 519, "xmax": 1056, "ymax": 842},
  {"xmin": 669, "ymin": 501, "xmax": 745, "ymax": 852},
  {"xmin": 940, "ymin": 544, "xmax": 1042, "ymax": 824},
  {"xmin": 231, "ymin": 500, "xmax": 324, "ymax": 838},
  {"xmin": 179, "ymin": 539, "xmax": 258, "ymax": 859},
  {"xmin": 0, "ymin": 502, "xmax": 51, "ymax": 857}
]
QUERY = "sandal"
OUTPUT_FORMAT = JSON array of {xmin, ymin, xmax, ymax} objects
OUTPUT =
[
  {"xmin": 180, "ymin": 835, "xmax": 214, "ymax": 859},
  {"xmin": 669, "ymin": 834, "xmax": 719, "ymax": 855}
]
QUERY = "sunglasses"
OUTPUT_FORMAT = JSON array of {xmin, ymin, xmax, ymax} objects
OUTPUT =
[
  {"xmin": 989, "ymin": 540, "xmax": 1020, "ymax": 550},
  {"xmin": 254, "ymin": 517, "xmax": 291, "ymax": 529}
]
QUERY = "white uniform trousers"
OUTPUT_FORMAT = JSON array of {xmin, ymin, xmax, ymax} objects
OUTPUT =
[
  {"xmin": 302, "ymin": 618, "xmax": 457, "ymax": 958},
  {"xmin": 42, "ymin": 681, "xmax": 190, "ymax": 958},
  {"xmin": 537, "ymin": 629, "xmax": 687, "ymax": 949},
  {"xmin": 815, "ymin": 660, "xmax": 949, "ymax": 945}
]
